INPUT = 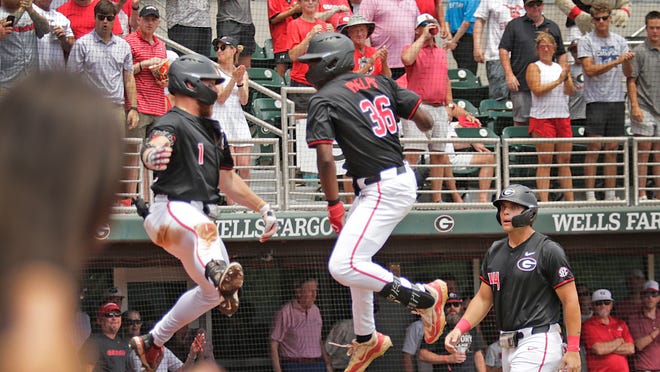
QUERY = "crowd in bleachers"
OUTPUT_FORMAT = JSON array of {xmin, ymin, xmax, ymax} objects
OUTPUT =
[{"xmin": 0, "ymin": 0, "xmax": 658, "ymax": 205}]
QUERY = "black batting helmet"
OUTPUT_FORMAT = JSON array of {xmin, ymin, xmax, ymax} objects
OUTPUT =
[
  {"xmin": 298, "ymin": 32, "xmax": 355, "ymax": 88},
  {"xmin": 493, "ymin": 184, "xmax": 538, "ymax": 227},
  {"xmin": 168, "ymin": 54, "xmax": 224, "ymax": 105}
]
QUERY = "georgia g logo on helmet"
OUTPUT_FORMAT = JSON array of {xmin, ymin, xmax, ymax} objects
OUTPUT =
[{"xmin": 502, "ymin": 187, "xmax": 515, "ymax": 197}]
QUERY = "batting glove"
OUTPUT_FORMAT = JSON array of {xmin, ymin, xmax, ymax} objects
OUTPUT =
[
  {"xmin": 610, "ymin": 9, "xmax": 629, "ymax": 27},
  {"xmin": 145, "ymin": 146, "xmax": 171, "ymax": 171},
  {"xmin": 327, "ymin": 201, "xmax": 345, "ymax": 234},
  {"xmin": 259, "ymin": 204, "xmax": 278, "ymax": 243}
]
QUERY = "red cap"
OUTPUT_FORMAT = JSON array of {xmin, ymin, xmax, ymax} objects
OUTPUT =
[{"xmin": 98, "ymin": 302, "xmax": 121, "ymax": 318}]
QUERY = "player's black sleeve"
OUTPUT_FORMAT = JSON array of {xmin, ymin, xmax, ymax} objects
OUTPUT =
[
  {"xmin": 306, "ymin": 97, "xmax": 335, "ymax": 147},
  {"xmin": 381, "ymin": 76, "xmax": 421, "ymax": 120},
  {"xmin": 539, "ymin": 238, "xmax": 574, "ymax": 288}
]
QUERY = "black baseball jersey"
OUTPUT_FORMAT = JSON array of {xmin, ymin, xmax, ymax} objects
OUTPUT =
[
  {"xmin": 146, "ymin": 107, "xmax": 234, "ymax": 203},
  {"xmin": 480, "ymin": 232, "xmax": 575, "ymax": 331},
  {"xmin": 421, "ymin": 327, "xmax": 484, "ymax": 372},
  {"xmin": 306, "ymin": 72, "xmax": 422, "ymax": 178}
]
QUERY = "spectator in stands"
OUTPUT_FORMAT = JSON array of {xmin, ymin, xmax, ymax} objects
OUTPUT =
[
  {"xmin": 499, "ymin": 0, "xmax": 566, "ymax": 127},
  {"xmin": 57, "ymin": 0, "xmax": 122, "ymax": 38},
  {"xmin": 402, "ymin": 317, "xmax": 433, "ymax": 372},
  {"xmin": 270, "ymin": 277, "xmax": 333, "ymax": 372},
  {"xmin": 402, "ymin": 13, "xmax": 479, "ymax": 204},
  {"xmin": 526, "ymin": 31, "xmax": 575, "ymax": 203},
  {"xmin": 414, "ymin": 0, "xmax": 449, "ymax": 37},
  {"xmin": 567, "ymin": 39, "xmax": 586, "ymax": 127},
  {"xmin": 419, "ymin": 292, "xmax": 486, "ymax": 370},
  {"xmin": 576, "ymin": 283, "xmax": 591, "ymax": 372},
  {"xmin": 626, "ymin": 10, "xmax": 660, "ymax": 202},
  {"xmin": 0, "ymin": 72, "xmax": 123, "ymax": 372},
  {"xmin": 103, "ymin": 287, "xmax": 126, "ymax": 308},
  {"xmin": 472, "ymin": 0, "xmax": 523, "ymax": 102},
  {"xmin": 615, "ymin": 268, "xmax": 646, "ymax": 321},
  {"xmin": 113, "ymin": 0, "xmax": 137, "ymax": 38},
  {"xmin": 628, "ymin": 280, "xmax": 660, "ymax": 372},
  {"xmin": 216, "ymin": 0, "xmax": 255, "ymax": 67},
  {"xmin": 445, "ymin": 0, "xmax": 478, "ymax": 74},
  {"xmin": 80, "ymin": 302, "xmax": 131, "ymax": 371},
  {"xmin": 124, "ymin": 309, "xmax": 197, "ymax": 371},
  {"xmin": 184, "ymin": 328, "xmax": 215, "ymax": 364},
  {"xmin": 578, "ymin": 3, "xmax": 633, "ymax": 202},
  {"xmin": 582, "ymin": 288, "xmax": 634, "ymax": 372},
  {"xmin": 318, "ymin": 0, "xmax": 351, "ymax": 30},
  {"xmin": 211, "ymin": 35, "xmax": 253, "ymax": 206},
  {"xmin": 359, "ymin": 0, "xmax": 419, "ymax": 79},
  {"xmin": 341, "ymin": 14, "xmax": 390, "ymax": 77},
  {"xmin": 165, "ymin": 0, "xmax": 211, "ymax": 56},
  {"xmin": 0, "ymin": 0, "xmax": 48, "ymax": 94},
  {"xmin": 484, "ymin": 340, "xmax": 502, "ymax": 372},
  {"xmin": 287, "ymin": 0, "xmax": 332, "ymax": 113},
  {"xmin": 267, "ymin": 0, "xmax": 301, "ymax": 77},
  {"xmin": 34, "ymin": 0, "xmax": 74, "ymax": 70},
  {"xmin": 325, "ymin": 317, "xmax": 354, "ymax": 371}
]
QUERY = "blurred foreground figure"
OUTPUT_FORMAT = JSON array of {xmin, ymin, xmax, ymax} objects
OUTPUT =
[{"xmin": 0, "ymin": 72, "xmax": 123, "ymax": 372}]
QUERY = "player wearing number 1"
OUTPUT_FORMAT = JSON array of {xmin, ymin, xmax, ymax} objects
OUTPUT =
[{"xmin": 301, "ymin": 32, "xmax": 448, "ymax": 372}]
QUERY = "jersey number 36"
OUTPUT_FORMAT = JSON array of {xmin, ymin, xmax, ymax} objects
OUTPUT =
[{"xmin": 359, "ymin": 95, "xmax": 397, "ymax": 138}]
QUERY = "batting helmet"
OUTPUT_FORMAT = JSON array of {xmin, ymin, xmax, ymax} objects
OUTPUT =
[
  {"xmin": 493, "ymin": 184, "xmax": 538, "ymax": 227},
  {"xmin": 168, "ymin": 54, "xmax": 224, "ymax": 105},
  {"xmin": 298, "ymin": 32, "xmax": 355, "ymax": 88}
]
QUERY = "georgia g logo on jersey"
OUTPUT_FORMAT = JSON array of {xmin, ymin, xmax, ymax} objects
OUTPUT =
[{"xmin": 517, "ymin": 257, "xmax": 537, "ymax": 271}]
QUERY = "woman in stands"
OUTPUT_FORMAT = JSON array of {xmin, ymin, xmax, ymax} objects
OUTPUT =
[
  {"xmin": 526, "ymin": 31, "xmax": 575, "ymax": 202},
  {"xmin": 212, "ymin": 35, "xmax": 253, "ymax": 205}
]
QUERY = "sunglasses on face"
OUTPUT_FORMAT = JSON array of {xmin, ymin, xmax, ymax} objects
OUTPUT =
[
  {"xmin": 104, "ymin": 311, "xmax": 122, "ymax": 318},
  {"xmin": 445, "ymin": 302, "xmax": 461, "ymax": 308},
  {"xmin": 593, "ymin": 300, "xmax": 613, "ymax": 306},
  {"xmin": 96, "ymin": 14, "xmax": 116, "ymax": 21},
  {"xmin": 213, "ymin": 44, "xmax": 230, "ymax": 52},
  {"xmin": 642, "ymin": 292, "xmax": 659, "ymax": 297},
  {"xmin": 419, "ymin": 21, "xmax": 436, "ymax": 28},
  {"xmin": 125, "ymin": 319, "xmax": 142, "ymax": 325},
  {"xmin": 592, "ymin": 15, "xmax": 610, "ymax": 22}
]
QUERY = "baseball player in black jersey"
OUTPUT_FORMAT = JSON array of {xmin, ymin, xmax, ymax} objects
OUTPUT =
[
  {"xmin": 445, "ymin": 184, "xmax": 581, "ymax": 372},
  {"xmin": 128, "ymin": 54, "xmax": 278, "ymax": 372},
  {"xmin": 300, "ymin": 32, "xmax": 449, "ymax": 372}
]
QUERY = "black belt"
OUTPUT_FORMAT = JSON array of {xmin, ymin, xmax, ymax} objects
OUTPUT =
[
  {"xmin": 516, "ymin": 324, "xmax": 550, "ymax": 340},
  {"xmin": 362, "ymin": 165, "xmax": 407, "ymax": 186}
]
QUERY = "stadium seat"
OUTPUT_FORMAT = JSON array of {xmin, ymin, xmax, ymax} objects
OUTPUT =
[
  {"xmin": 453, "ymin": 126, "xmax": 499, "ymax": 191},
  {"xmin": 501, "ymin": 126, "xmax": 535, "ymax": 187},
  {"xmin": 449, "ymin": 68, "xmax": 489, "ymax": 107},
  {"xmin": 251, "ymin": 43, "xmax": 275, "ymax": 69},
  {"xmin": 247, "ymin": 67, "xmax": 285, "ymax": 91},
  {"xmin": 455, "ymin": 99, "xmax": 487, "ymax": 124},
  {"xmin": 479, "ymin": 99, "xmax": 514, "ymax": 135},
  {"xmin": 251, "ymin": 98, "xmax": 283, "ymax": 164}
]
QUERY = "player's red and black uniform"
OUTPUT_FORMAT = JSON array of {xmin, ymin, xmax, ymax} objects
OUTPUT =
[
  {"xmin": 149, "ymin": 107, "xmax": 234, "ymax": 203},
  {"xmin": 142, "ymin": 108, "xmax": 235, "ymax": 348},
  {"xmin": 306, "ymin": 72, "xmax": 425, "ymax": 337},
  {"xmin": 480, "ymin": 231, "xmax": 574, "ymax": 371},
  {"xmin": 307, "ymin": 73, "xmax": 420, "ymax": 178}
]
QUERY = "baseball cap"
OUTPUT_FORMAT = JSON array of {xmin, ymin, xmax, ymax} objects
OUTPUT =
[
  {"xmin": 212, "ymin": 36, "xmax": 238, "ymax": 49},
  {"xmin": 104, "ymin": 287, "xmax": 124, "ymax": 299},
  {"xmin": 447, "ymin": 292, "xmax": 463, "ymax": 303},
  {"xmin": 340, "ymin": 15, "xmax": 375, "ymax": 37},
  {"xmin": 592, "ymin": 289, "xmax": 613, "ymax": 302},
  {"xmin": 524, "ymin": 0, "xmax": 543, "ymax": 5},
  {"xmin": 139, "ymin": 5, "xmax": 160, "ymax": 18},
  {"xmin": 97, "ymin": 302, "xmax": 121, "ymax": 318},
  {"xmin": 416, "ymin": 13, "xmax": 438, "ymax": 28},
  {"xmin": 642, "ymin": 280, "xmax": 659, "ymax": 293}
]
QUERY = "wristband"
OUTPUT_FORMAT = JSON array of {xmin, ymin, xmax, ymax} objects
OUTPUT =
[
  {"xmin": 567, "ymin": 335, "xmax": 580, "ymax": 352},
  {"xmin": 327, "ymin": 198, "xmax": 341, "ymax": 206},
  {"xmin": 129, "ymin": 106, "xmax": 138, "ymax": 112},
  {"xmin": 456, "ymin": 318, "xmax": 471, "ymax": 334}
]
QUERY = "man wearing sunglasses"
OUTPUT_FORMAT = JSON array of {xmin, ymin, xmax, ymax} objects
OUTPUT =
[
  {"xmin": 582, "ymin": 289, "xmax": 634, "ymax": 372},
  {"xmin": 628, "ymin": 280, "xmax": 660, "ymax": 372},
  {"xmin": 80, "ymin": 302, "xmax": 131, "ymax": 371},
  {"xmin": 419, "ymin": 292, "xmax": 486, "ymax": 371}
]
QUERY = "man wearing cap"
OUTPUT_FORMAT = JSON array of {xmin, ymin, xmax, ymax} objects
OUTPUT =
[
  {"xmin": 80, "ymin": 302, "xmax": 130, "ymax": 371},
  {"xmin": 628, "ymin": 280, "xmax": 660, "ymax": 372},
  {"xmin": 446, "ymin": 184, "xmax": 582, "ymax": 372},
  {"xmin": 615, "ymin": 268, "xmax": 647, "ymax": 321},
  {"xmin": 401, "ymin": 13, "xmax": 480, "ymax": 204},
  {"xmin": 582, "ymin": 288, "xmax": 634, "ymax": 372},
  {"xmin": 341, "ymin": 14, "xmax": 390, "ymax": 77},
  {"xmin": 498, "ymin": 0, "xmax": 566, "ymax": 127},
  {"xmin": 103, "ymin": 287, "xmax": 126, "ymax": 308},
  {"xmin": 419, "ymin": 292, "xmax": 486, "ymax": 371}
]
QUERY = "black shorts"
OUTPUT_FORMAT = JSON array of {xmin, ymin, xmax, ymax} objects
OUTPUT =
[
  {"xmin": 216, "ymin": 20, "xmax": 256, "ymax": 55},
  {"xmin": 585, "ymin": 102, "xmax": 625, "ymax": 136},
  {"xmin": 275, "ymin": 51, "xmax": 291, "ymax": 65},
  {"xmin": 290, "ymin": 80, "xmax": 314, "ymax": 113}
]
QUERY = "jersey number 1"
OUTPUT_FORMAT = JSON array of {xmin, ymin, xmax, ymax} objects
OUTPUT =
[{"xmin": 359, "ymin": 95, "xmax": 397, "ymax": 137}]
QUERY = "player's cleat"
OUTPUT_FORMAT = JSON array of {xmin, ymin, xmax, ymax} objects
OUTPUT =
[
  {"xmin": 416, "ymin": 279, "xmax": 448, "ymax": 344},
  {"xmin": 129, "ymin": 334, "xmax": 163, "ymax": 372},
  {"xmin": 343, "ymin": 332, "xmax": 392, "ymax": 372},
  {"xmin": 205, "ymin": 260, "xmax": 244, "ymax": 315}
]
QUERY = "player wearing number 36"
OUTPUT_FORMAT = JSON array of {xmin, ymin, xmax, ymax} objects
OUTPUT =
[
  {"xmin": 444, "ymin": 184, "xmax": 582, "ymax": 372},
  {"xmin": 302, "ymin": 32, "xmax": 449, "ymax": 372}
]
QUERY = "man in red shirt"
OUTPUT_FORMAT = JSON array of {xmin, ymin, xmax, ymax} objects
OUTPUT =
[
  {"xmin": 582, "ymin": 288, "xmax": 634, "ymax": 372},
  {"xmin": 58, "ymin": 0, "xmax": 123, "ymax": 38},
  {"xmin": 267, "ymin": 0, "xmax": 302, "ymax": 77}
]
